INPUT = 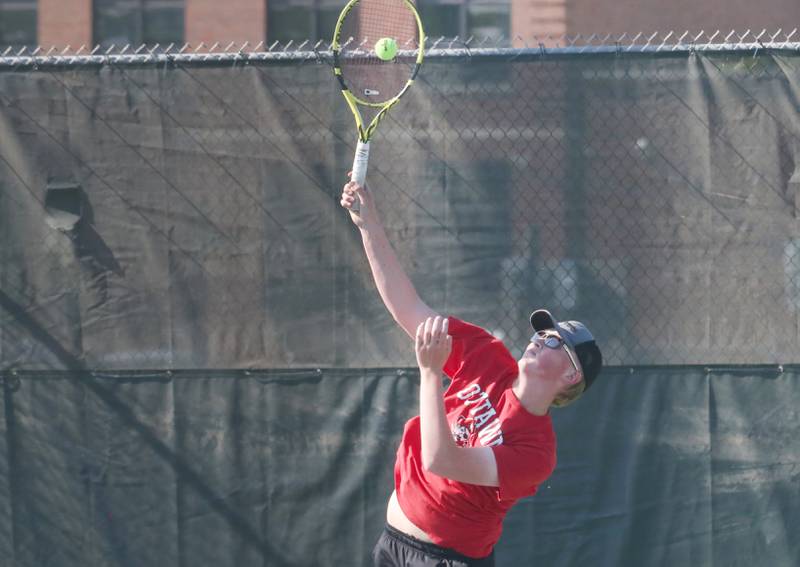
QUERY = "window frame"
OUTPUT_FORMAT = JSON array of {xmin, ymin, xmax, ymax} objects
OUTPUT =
[
  {"xmin": 267, "ymin": 0, "xmax": 343, "ymax": 44},
  {"xmin": 265, "ymin": 0, "xmax": 510, "ymax": 44},
  {"xmin": 419, "ymin": 0, "xmax": 509, "ymax": 42},
  {"xmin": 93, "ymin": 0, "xmax": 184, "ymax": 48},
  {"xmin": 0, "ymin": 0, "xmax": 38, "ymax": 48}
]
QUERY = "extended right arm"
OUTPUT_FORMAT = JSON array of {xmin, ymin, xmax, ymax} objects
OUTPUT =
[{"xmin": 341, "ymin": 180, "xmax": 439, "ymax": 338}]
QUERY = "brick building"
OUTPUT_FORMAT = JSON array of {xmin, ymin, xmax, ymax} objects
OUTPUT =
[{"xmin": 1, "ymin": 0, "xmax": 798, "ymax": 50}]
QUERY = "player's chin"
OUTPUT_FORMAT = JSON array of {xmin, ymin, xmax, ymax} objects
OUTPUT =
[
  {"xmin": 520, "ymin": 345, "xmax": 536, "ymax": 361},
  {"xmin": 517, "ymin": 356, "xmax": 535, "ymax": 375}
]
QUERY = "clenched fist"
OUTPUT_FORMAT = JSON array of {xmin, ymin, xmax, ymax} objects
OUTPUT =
[{"xmin": 340, "ymin": 176, "xmax": 377, "ymax": 228}]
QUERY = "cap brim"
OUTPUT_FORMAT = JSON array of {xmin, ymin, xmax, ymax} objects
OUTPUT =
[{"xmin": 530, "ymin": 309, "xmax": 557, "ymax": 331}]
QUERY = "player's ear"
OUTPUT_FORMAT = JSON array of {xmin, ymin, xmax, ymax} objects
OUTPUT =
[{"xmin": 564, "ymin": 370, "xmax": 582, "ymax": 385}]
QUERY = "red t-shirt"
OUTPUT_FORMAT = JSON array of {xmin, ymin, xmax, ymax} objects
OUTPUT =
[{"xmin": 394, "ymin": 317, "xmax": 557, "ymax": 558}]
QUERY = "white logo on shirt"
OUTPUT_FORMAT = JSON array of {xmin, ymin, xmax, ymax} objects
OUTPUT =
[{"xmin": 452, "ymin": 383, "xmax": 504, "ymax": 447}]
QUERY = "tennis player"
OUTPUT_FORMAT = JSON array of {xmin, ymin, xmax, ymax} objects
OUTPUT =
[{"xmin": 340, "ymin": 179, "xmax": 602, "ymax": 567}]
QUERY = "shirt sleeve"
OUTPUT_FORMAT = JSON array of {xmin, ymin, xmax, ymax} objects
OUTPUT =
[
  {"xmin": 443, "ymin": 317, "xmax": 513, "ymax": 380},
  {"xmin": 492, "ymin": 442, "xmax": 556, "ymax": 501}
]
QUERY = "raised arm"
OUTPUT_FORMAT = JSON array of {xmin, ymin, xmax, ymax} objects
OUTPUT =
[
  {"xmin": 415, "ymin": 316, "xmax": 499, "ymax": 486},
  {"xmin": 340, "ymin": 180, "xmax": 438, "ymax": 338}
]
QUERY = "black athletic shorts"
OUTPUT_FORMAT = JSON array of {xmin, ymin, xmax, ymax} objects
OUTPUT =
[{"xmin": 372, "ymin": 524, "xmax": 495, "ymax": 567}]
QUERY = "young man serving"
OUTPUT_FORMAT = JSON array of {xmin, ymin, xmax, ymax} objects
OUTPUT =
[{"xmin": 340, "ymin": 180, "xmax": 602, "ymax": 567}]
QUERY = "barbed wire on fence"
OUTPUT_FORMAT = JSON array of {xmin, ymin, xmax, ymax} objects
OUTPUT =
[{"xmin": 0, "ymin": 28, "xmax": 798, "ymax": 68}]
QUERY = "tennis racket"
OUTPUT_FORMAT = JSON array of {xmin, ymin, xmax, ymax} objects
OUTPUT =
[{"xmin": 332, "ymin": 0, "xmax": 425, "ymax": 213}]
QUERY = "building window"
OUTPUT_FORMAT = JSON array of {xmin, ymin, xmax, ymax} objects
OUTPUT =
[
  {"xmin": 0, "ymin": 0, "xmax": 37, "ymax": 49},
  {"xmin": 94, "ymin": 0, "xmax": 184, "ymax": 47},
  {"xmin": 266, "ymin": 0, "xmax": 509, "ymax": 45},
  {"xmin": 267, "ymin": 0, "xmax": 340, "ymax": 44},
  {"xmin": 420, "ymin": 0, "xmax": 509, "ymax": 43}
]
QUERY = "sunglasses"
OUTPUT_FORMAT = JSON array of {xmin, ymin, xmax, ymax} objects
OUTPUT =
[{"xmin": 531, "ymin": 330, "xmax": 581, "ymax": 376}]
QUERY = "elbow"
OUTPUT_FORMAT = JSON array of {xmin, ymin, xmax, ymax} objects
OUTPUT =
[
  {"xmin": 421, "ymin": 452, "xmax": 436, "ymax": 473},
  {"xmin": 422, "ymin": 451, "xmax": 439, "ymax": 474},
  {"xmin": 421, "ymin": 450, "xmax": 446, "ymax": 475}
]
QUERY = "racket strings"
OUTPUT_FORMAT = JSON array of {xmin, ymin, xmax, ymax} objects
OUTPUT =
[{"xmin": 338, "ymin": 0, "xmax": 420, "ymax": 104}]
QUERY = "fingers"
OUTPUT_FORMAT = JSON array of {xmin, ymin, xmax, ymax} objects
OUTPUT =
[
  {"xmin": 415, "ymin": 316, "xmax": 452, "ymax": 370},
  {"xmin": 341, "ymin": 181, "xmax": 365, "ymax": 206},
  {"xmin": 416, "ymin": 316, "xmax": 449, "ymax": 348},
  {"xmin": 424, "ymin": 316, "xmax": 434, "ymax": 346},
  {"xmin": 432, "ymin": 316, "xmax": 448, "ymax": 343},
  {"xmin": 340, "ymin": 181, "xmax": 361, "ymax": 214},
  {"xmin": 340, "ymin": 191, "xmax": 358, "ymax": 210},
  {"xmin": 343, "ymin": 178, "xmax": 369, "ymax": 197}
]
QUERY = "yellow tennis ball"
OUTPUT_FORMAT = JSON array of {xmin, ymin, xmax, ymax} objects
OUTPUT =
[{"xmin": 375, "ymin": 37, "xmax": 397, "ymax": 61}]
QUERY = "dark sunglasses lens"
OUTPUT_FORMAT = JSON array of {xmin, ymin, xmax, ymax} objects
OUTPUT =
[{"xmin": 543, "ymin": 336, "xmax": 561, "ymax": 348}]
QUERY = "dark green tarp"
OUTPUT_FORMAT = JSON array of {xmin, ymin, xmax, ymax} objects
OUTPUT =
[{"xmin": 0, "ymin": 367, "xmax": 797, "ymax": 566}]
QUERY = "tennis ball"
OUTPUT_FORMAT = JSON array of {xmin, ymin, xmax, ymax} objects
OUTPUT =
[{"xmin": 375, "ymin": 37, "xmax": 397, "ymax": 61}]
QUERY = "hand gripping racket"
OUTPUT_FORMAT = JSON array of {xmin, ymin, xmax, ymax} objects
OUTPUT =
[{"xmin": 332, "ymin": 0, "xmax": 425, "ymax": 213}]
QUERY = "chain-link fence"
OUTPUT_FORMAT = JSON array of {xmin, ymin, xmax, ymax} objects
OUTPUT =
[
  {"xmin": 1, "ymin": 36, "xmax": 799, "ymax": 370},
  {"xmin": 1, "ymin": 36, "xmax": 800, "ymax": 567}
]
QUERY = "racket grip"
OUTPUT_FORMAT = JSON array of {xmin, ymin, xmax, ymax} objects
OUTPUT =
[{"xmin": 350, "ymin": 141, "xmax": 370, "ymax": 213}]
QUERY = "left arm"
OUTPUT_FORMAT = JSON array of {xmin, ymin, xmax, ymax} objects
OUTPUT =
[{"xmin": 416, "ymin": 317, "xmax": 499, "ymax": 487}]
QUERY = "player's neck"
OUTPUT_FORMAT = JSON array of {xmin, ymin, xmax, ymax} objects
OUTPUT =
[{"xmin": 512, "ymin": 375, "xmax": 554, "ymax": 416}]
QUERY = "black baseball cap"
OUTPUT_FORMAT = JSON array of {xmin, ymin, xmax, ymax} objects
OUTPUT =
[{"xmin": 530, "ymin": 309, "xmax": 603, "ymax": 391}]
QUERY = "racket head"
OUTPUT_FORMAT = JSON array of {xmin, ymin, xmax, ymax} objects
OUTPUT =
[{"xmin": 332, "ymin": 0, "xmax": 425, "ymax": 108}]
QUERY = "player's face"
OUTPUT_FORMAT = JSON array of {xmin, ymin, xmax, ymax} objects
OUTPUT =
[{"xmin": 519, "ymin": 330, "xmax": 579, "ymax": 379}]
